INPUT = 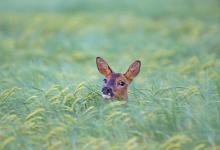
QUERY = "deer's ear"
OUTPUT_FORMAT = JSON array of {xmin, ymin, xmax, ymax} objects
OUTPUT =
[
  {"xmin": 96, "ymin": 57, "xmax": 113, "ymax": 77},
  {"xmin": 124, "ymin": 60, "xmax": 141, "ymax": 81}
]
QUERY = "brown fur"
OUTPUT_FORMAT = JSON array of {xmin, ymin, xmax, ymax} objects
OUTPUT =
[{"xmin": 96, "ymin": 57, "xmax": 141, "ymax": 100}]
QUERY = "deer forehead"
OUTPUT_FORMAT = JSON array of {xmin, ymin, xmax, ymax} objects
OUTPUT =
[{"xmin": 106, "ymin": 73, "xmax": 128, "ymax": 86}]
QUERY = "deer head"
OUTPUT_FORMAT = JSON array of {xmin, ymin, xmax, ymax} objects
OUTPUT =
[{"xmin": 96, "ymin": 57, "xmax": 141, "ymax": 100}]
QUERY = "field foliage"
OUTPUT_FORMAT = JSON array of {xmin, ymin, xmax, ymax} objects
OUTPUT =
[{"xmin": 0, "ymin": 0, "xmax": 220, "ymax": 149}]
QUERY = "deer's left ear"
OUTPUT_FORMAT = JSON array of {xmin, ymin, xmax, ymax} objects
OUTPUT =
[{"xmin": 124, "ymin": 60, "xmax": 141, "ymax": 81}]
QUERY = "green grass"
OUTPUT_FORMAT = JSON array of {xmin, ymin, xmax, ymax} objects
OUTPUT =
[{"xmin": 0, "ymin": 0, "xmax": 220, "ymax": 149}]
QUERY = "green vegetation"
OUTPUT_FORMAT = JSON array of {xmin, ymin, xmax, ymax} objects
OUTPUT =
[{"xmin": 0, "ymin": 0, "xmax": 220, "ymax": 149}]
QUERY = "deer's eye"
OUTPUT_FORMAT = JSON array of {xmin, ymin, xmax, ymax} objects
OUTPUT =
[
  {"xmin": 103, "ymin": 79, "xmax": 107, "ymax": 83},
  {"xmin": 118, "ymin": 81, "xmax": 125, "ymax": 86}
]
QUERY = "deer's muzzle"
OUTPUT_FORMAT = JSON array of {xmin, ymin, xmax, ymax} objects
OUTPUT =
[{"xmin": 102, "ymin": 87, "xmax": 114, "ymax": 99}]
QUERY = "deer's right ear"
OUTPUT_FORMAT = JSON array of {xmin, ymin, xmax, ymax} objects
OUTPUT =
[{"xmin": 96, "ymin": 57, "xmax": 113, "ymax": 77}]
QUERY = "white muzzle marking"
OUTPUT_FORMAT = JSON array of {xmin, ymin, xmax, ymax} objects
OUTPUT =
[{"xmin": 102, "ymin": 94, "xmax": 112, "ymax": 99}]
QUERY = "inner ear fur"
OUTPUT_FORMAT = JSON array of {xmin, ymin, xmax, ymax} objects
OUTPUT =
[{"xmin": 124, "ymin": 60, "xmax": 141, "ymax": 81}]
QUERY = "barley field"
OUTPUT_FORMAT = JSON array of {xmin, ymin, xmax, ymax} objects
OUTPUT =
[{"xmin": 0, "ymin": 0, "xmax": 220, "ymax": 149}]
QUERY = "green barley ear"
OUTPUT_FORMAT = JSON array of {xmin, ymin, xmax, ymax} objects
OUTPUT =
[
  {"xmin": 194, "ymin": 144, "xmax": 206, "ymax": 150},
  {"xmin": 0, "ymin": 136, "xmax": 16, "ymax": 150},
  {"xmin": 73, "ymin": 82, "xmax": 85, "ymax": 95},
  {"xmin": 0, "ymin": 87, "xmax": 20, "ymax": 102},
  {"xmin": 161, "ymin": 135, "xmax": 192, "ymax": 150},
  {"xmin": 46, "ymin": 127, "xmax": 64, "ymax": 140},
  {"xmin": 124, "ymin": 137, "xmax": 138, "ymax": 150},
  {"xmin": 45, "ymin": 85, "xmax": 61, "ymax": 97},
  {"xmin": 47, "ymin": 141, "xmax": 62, "ymax": 150},
  {"xmin": 26, "ymin": 108, "xmax": 45, "ymax": 121}
]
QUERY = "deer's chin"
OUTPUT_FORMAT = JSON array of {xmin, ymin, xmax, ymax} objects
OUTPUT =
[{"xmin": 102, "ymin": 94, "xmax": 112, "ymax": 99}]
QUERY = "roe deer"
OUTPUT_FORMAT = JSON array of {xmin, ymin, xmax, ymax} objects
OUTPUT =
[{"xmin": 96, "ymin": 57, "xmax": 141, "ymax": 100}]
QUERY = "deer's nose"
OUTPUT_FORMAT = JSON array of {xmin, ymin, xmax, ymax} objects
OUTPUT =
[{"xmin": 102, "ymin": 87, "xmax": 114, "ymax": 96}]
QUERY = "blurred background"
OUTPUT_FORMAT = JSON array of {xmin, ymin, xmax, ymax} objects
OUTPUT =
[
  {"xmin": 0, "ymin": 0, "xmax": 220, "ymax": 90},
  {"xmin": 1, "ymin": 0, "xmax": 220, "ymax": 16},
  {"xmin": 1, "ymin": 0, "xmax": 220, "ymax": 89}
]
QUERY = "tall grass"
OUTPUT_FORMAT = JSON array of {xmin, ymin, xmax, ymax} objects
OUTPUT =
[{"xmin": 0, "ymin": 0, "xmax": 220, "ymax": 149}]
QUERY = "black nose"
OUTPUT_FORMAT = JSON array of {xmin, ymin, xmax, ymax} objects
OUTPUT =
[{"xmin": 102, "ymin": 87, "xmax": 113, "ymax": 96}]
